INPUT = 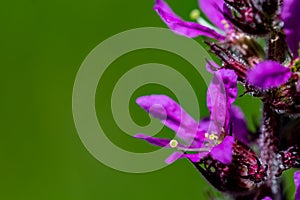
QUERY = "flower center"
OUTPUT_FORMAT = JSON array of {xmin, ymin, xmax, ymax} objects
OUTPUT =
[{"xmin": 204, "ymin": 132, "xmax": 222, "ymax": 147}]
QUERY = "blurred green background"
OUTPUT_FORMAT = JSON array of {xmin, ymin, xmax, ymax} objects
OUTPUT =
[{"xmin": 0, "ymin": 0, "xmax": 266, "ymax": 199}]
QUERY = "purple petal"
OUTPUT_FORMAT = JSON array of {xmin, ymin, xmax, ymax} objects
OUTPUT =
[
  {"xmin": 281, "ymin": 0, "xmax": 300, "ymax": 58},
  {"xmin": 189, "ymin": 130, "xmax": 206, "ymax": 148},
  {"xmin": 134, "ymin": 134, "xmax": 198, "ymax": 149},
  {"xmin": 207, "ymin": 77, "xmax": 226, "ymax": 133},
  {"xmin": 134, "ymin": 134, "xmax": 172, "ymax": 147},
  {"xmin": 165, "ymin": 152, "xmax": 184, "ymax": 164},
  {"xmin": 230, "ymin": 106, "xmax": 250, "ymax": 145},
  {"xmin": 294, "ymin": 171, "xmax": 300, "ymax": 200},
  {"xmin": 206, "ymin": 60, "xmax": 221, "ymax": 73},
  {"xmin": 223, "ymin": 3, "xmax": 233, "ymax": 19},
  {"xmin": 217, "ymin": 69, "xmax": 238, "ymax": 107},
  {"xmin": 136, "ymin": 95, "xmax": 200, "ymax": 142},
  {"xmin": 207, "ymin": 69, "xmax": 238, "ymax": 132},
  {"xmin": 198, "ymin": 117, "xmax": 210, "ymax": 132},
  {"xmin": 165, "ymin": 152, "xmax": 208, "ymax": 164},
  {"xmin": 246, "ymin": 61, "xmax": 292, "ymax": 89},
  {"xmin": 184, "ymin": 152, "xmax": 208, "ymax": 162},
  {"xmin": 199, "ymin": 0, "xmax": 226, "ymax": 31},
  {"xmin": 154, "ymin": 0, "xmax": 225, "ymax": 40},
  {"xmin": 262, "ymin": 197, "xmax": 272, "ymax": 200},
  {"xmin": 210, "ymin": 136, "xmax": 234, "ymax": 164}
]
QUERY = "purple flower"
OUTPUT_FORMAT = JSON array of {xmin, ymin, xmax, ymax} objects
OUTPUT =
[
  {"xmin": 135, "ymin": 68, "xmax": 241, "ymax": 165},
  {"xmin": 281, "ymin": 0, "xmax": 300, "ymax": 58},
  {"xmin": 154, "ymin": 0, "xmax": 226, "ymax": 40},
  {"xmin": 246, "ymin": 61, "xmax": 292, "ymax": 89}
]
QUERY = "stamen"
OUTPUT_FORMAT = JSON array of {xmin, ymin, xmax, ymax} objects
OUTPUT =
[
  {"xmin": 169, "ymin": 139, "xmax": 210, "ymax": 152},
  {"xmin": 221, "ymin": 19, "xmax": 230, "ymax": 29},
  {"xmin": 196, "ymin": 18, "xmax": 225, "ymax": 35},
  {"xmin": 205, "ymin": 132, "xmax": 209, "ymax": 138},
  {"xmin": 190, "ymin": 9, "xmax": 200, "ymax": 20},
  {"xmin": 169, "ymin": 139, "xmax": 178, "ymax": 148},
  {"xmin": 209, "ymin": 134, "xmax": 219, "ymax": 140},
  {"xmin": 291, "ymin": 65, "xmax": 297, "ymax": 73},
  {"xmin": 291, "ymin": 58, "xmax": 300, "ymax": 72},
  {"xmin": 205, "ymin": 132, "xmax": 219, "ymax": 140},
  {"xmin": 176, "ymin": 146, "xmax": 210, "ymax": 152},
  {"xmin": 221, "ymin": 19, "xmax": 227, "ymax": 25}
]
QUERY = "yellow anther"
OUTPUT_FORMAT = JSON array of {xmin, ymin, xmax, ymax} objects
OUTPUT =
[
  {"xmin": 209, "ymin": 134, "xmax": 219, "ymax": 140},
  {"xmin": 242, "ymin": 44, "xmax": 248, "ymax": 50},
  {"xmin": 221, "ymin": 19, "xmax": 230, "ymax": 29},
  {"xmin": 292, "ymin": 58, "xmax": 300, "ymax": 72},
  {"xmin": 205, "ymin": 132, "xmax": 209, "ymax": 138},
  {"xmin": 190, "ymin": 9, "xmax": 200, "ymax": 20},
  {"xmin": 221, "ymin": 19, "xmax": 227, "ymax": 24},
  {"xmin": 291, "ymin": 65, "xmax": 297, "ymax": 73},
  {"xmin": 205, "ymin": 132, "xmax": 219, "ymax": 141},
  {"xmin": 169, "ymin": 140, "xmax": 178, "ymax": 148}
]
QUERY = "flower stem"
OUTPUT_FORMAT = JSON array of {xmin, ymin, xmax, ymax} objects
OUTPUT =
[{"xmin": 259, "ymin": 102, "xmax": 280, "ymax": 199}]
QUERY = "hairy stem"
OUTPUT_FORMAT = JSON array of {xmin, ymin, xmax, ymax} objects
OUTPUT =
[{"xmin": 259, "ymin": 103, "xmax": 280, "ymax": 199}]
